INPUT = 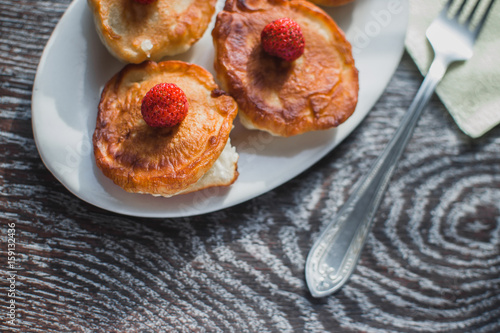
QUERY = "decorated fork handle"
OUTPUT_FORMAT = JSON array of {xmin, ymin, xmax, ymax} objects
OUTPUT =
[{"xmin": 305, "ymin": 57, "xmax": 447, "ymax": 298}]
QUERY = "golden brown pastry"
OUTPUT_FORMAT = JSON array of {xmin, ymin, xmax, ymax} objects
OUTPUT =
[
  {"xmin": 212, "ymin": 0, "xmax": 359, "ymax": 137},
  {"xmin": 93, "ymin": 60, "xmax": 239, "ymax": 197},
  {"xmin": 307, "ymin": 0, "xmax": 355, "ymax": 6},
  {"xmin": 87, "ymin": 0, "xmax": 216, "ymax": 63}
]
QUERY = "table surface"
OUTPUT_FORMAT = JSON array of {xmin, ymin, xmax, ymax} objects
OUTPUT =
[{"xmin": 2, "ymin": 0, "xmax": 500, "ymax": 332}]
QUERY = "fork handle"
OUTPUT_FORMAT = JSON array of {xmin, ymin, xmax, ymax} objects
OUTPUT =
[{"xmin": 305, "ymin": 55, "xmax": 449, "ymax": 298}]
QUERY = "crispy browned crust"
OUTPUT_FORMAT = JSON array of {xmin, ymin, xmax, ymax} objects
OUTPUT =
[
  {"xmin": 87, "ymin": 0, "xmax": 216, "ymax": 63},
  {"xmin": 212, "ymin": 0, "xmax": 359, "ymax": 137},
  {"xmin": 93, "ymin": 60, "xmax": 238, "ymax": 196},
  {"xmin": 307, "ymin": 0, "xmax": 354, "ymax": 6}
]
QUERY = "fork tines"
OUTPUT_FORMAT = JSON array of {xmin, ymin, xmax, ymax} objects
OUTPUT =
[{"xmin": 445, "ymin": 0, "xmax": 496, "ymax": 35}]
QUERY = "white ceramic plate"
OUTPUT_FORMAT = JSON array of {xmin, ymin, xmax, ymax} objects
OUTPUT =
[{"xmin": 32, "ymin": 0, "xmax": 408, "ymax": 218}]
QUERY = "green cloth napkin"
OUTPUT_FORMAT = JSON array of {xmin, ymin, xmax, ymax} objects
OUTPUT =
[{"xmin": 405, "ymin": 0, "xmax": 500, "ymax": 138}]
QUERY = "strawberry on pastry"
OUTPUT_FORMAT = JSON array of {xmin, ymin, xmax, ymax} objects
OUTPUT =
[
  {"xmin": 141, "ymin": 83, "xmax": 188, "ymax": 128},
  {"xmin": 93, "ymin": 61, "xmax": 239, "ymax": 197},
  {"xmin": 133, "ymin": 0, "xmax": 157, "ymax": 4},
  {"xmin": 212, "ymin": 0, "xmax": 359, "ymax": 137},
  {"xmin": 261, "ymin": 17, "xmax": 305, "ymax": 62}
]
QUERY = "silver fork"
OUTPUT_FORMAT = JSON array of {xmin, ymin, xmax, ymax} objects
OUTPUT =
[{"xmin": 305, "ymin": 0, "xmax": 496, "ymax": 298}]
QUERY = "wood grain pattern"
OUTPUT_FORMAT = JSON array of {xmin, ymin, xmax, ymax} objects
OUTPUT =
[{"xmin": 1, "ymin": 0, "xmax": 500, "ymax": 332}]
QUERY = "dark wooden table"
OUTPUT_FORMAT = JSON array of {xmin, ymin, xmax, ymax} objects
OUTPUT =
[{"xmin": 2, "ymin": 0, "xmax": 500, "ymax": 332}]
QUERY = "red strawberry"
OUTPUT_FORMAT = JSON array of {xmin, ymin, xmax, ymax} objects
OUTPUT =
[
  {"xmin": 141, "ymin": 83, "xmax": 188, "ymax": 128},
  {"xmin": 261, "ymin": 17, "xmax": 305, "ymax": 62},
  {"xmin": 133, "ymin": 0, "xmax": 157, "ymax": 4}
]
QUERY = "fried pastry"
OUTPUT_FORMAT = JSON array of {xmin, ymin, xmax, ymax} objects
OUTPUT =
[
  {"xmin": 87, "ymin": 0, "xmax": 216, "ymax": 63},
  {"xmin": 212, "ymin": 0, "xmax": 359, "ymax": 137},
  {"xmin": 93, "ymin": 60, "xmax": 239, "ymax": 197}
]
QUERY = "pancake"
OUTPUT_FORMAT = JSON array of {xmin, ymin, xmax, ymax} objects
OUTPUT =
[
  {"xmin": 87, "ymin": 0, "xmax": 216, "ymax": 63},
  {"xmin": 93, "ymin": 60, "xmax": 239, "ymax": 197},
  {"xmin": 308, "ymin": 0, "xmax": 354, "ymax": 6},
  {"xmin": 212, "ymin": 0, "xmax": 359, "ymax": 137}
]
